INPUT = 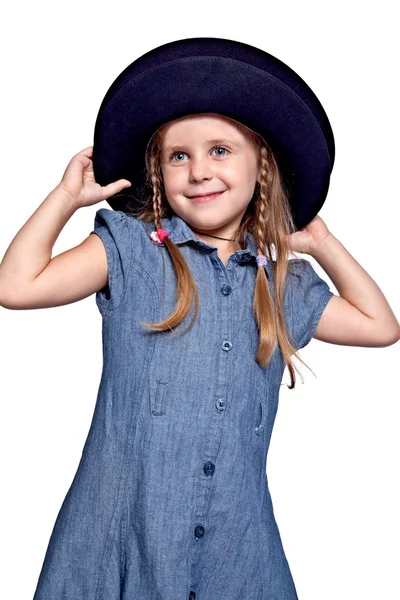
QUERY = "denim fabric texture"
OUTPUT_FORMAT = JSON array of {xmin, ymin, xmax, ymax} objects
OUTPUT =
[{"xmin": 32, "ymin": 208, "xmax": 334, "ymax": 600}]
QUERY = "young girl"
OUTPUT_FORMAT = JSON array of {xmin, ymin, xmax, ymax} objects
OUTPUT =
[{"xmin": 1, "ymin": 38, "xmax": 399, "ymax": 600}]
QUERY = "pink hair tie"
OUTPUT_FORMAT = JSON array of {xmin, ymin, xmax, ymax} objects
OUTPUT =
[
  {"xmin": 256, "ymin": 255, "xmax": 267, "ymax": 267},
  {"xmin": 149, "ymin": 229, "xmax": 169, "ymax": 245}
]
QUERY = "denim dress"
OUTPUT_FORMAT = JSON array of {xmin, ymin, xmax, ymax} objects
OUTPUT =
[{"xmin": 32, "ymin": 208, "xmax": 334, "ymax": 600}]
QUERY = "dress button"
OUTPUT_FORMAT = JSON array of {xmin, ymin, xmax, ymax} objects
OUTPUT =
[
  {"xmin": 189, "ymin": 592, "xmax": 196, "ymax": 599},
  {"xmin": 215, "ymin": 398, "xmax": 225, "ymax": 411},
  {"xmin": 203, "ymin": 461, "xmax": 215, "ymax": 476},
  {"xmin": 222, "ymin": 340, "xmax": 232, "ymax": 351},
  {"xmin": 220, "ymin": 284, "xmax": 232, "ymax": 295},
  {"xmin": 194, "ymin": 525, "xmax": 205, "ymax": 539}
]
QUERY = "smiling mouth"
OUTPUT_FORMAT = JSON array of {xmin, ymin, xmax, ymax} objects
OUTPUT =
[{"xmin": 188, "ymin": 191, "xmax": 225, "ymax": 203}]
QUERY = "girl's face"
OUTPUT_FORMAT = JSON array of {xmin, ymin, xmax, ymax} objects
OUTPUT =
[{"xmin": 159, "ymin": 113, "xmax": 260, "ymax": 240}]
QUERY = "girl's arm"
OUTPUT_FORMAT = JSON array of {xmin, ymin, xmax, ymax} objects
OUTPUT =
[
  {"xmin": 0, "ymin": 185, "xmax": 108, "ymax": 310},
  {"xmin": 0, "ymin": 146, "xmax": 130, "ymax": 310},
  {"xmin": 311, "ymin": 231, "xmax": 400, "ymax": 347}
]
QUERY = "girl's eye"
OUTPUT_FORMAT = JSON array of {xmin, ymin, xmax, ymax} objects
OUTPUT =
[
  {"xmin": 212, "ymin": 146, "xmax": 229, "ymax": 157},
  {"xmin": 170, "ymin": 146, "xmax": 229, "ymax": 161},
  {"xmin": 170, "ymin": 151, "xmax": 187, "ymax": 162}
]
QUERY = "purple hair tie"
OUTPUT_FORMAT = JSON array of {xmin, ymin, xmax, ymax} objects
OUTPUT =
[{"xmin": 256, "ymin": 255, "xmax": 267, "ymax": 267}]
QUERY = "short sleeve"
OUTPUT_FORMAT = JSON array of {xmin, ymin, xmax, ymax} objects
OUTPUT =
[
  {"xmin": 90, "ymin": 208, "xmax": 132, "ymax": 316},
  {"xmin": 288, "ymin": 258, "xmax": 334, "ymax": 350}
]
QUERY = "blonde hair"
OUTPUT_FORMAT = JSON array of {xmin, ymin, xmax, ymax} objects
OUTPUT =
[{"xmin": 125, "ymin": 118, "xmax": 317, "ymax": 389}]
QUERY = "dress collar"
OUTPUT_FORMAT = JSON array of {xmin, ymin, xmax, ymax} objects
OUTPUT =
[{"xmin": 156, "ymin": 213, "xmax": 273, "ymax": 279}]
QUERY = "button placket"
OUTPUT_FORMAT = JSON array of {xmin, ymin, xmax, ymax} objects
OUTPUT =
[{"xmin": 189, "ymin": 265, "xmax": 233, "ymax": 593}]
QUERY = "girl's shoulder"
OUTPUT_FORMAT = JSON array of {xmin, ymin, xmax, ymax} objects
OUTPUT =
[
  {"xmin": 94, "ymin": 207, "xmax": 173, "ymax": 237},
  {"xmin": 286, "ymin": 257, "xmax": 313, "ymax": 277},
  {"xmin": 93, "ymin": 208, "xmax": 166, "ymax": 254},
  {"xmin": 94, "ymin": 207, "xmax": 142, "ymax": 232},
  {"xmin": 285, "ymin": 257, "xmax": 332, "ymax": 299},
  {"xmin": 91, "ymin": 208, "xmax": 167, "ymax": 316},
  {"xmin": 284, "ymin": 257, "xmax": 334, "ymax": 350}
]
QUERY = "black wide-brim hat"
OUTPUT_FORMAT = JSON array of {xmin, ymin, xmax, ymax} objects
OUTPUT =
[{"xmin": 92, "ymin": 37, "xmax": 335, "ymax": 230}]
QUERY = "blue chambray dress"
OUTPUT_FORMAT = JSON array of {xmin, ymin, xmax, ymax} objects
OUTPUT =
[{"xmin": 32, "ymin": 208, "xmax": 334, "ymax": 600}]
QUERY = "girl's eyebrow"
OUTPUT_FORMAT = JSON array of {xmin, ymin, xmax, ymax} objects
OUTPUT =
[{"xmin": 164, "ymin": 138, "xmax": 239, "ymax": 152}]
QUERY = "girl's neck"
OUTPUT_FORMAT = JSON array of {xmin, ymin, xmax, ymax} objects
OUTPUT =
[
  {"xmin": 191, "ymin": 229, "xmax": 242, "ymax": 254},
  {"xmin": 190, "ymin": 229, "xmax": 235, "ymax": 242}
]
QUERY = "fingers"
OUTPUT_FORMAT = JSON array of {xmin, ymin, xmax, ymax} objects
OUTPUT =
[
  {"xmin": 102, "ymin": 180, "xmax": 131, "ymax": 199},
  {"xmin": 76, "ymin": 146, "xmax": 94, "ymax": 158}
]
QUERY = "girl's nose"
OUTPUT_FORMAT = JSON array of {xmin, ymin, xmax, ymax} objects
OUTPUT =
[{"xmin": 189, "ymin": 156, "xmax": 214, "ymax": 181}]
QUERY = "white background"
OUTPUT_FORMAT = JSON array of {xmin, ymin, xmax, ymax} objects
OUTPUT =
[{"xmin": 1, "ymin": 1, "xmax": 399, "ymax": 599}]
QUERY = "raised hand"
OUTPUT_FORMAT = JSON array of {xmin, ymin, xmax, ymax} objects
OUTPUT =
[
  {"xmin": 57, "ymin": 145, "xmax": 131, "ymax": 209},
  {"xmin": 288, "ymin": 215, "xmax": 332, "ymax": 256}
]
